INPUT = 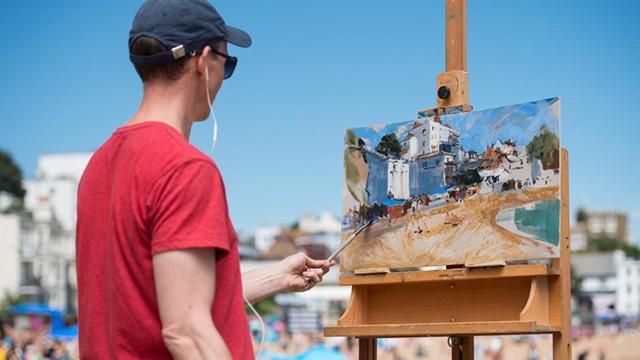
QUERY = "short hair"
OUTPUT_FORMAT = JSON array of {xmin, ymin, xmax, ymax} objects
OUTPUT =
[{"xmin": 130, "ymin": 36, "xmax": 191, "ymax": 82}]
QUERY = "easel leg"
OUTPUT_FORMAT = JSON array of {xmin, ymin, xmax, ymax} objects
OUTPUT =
[
  {"xmin": 451, "ymin": 336, "xmax": 474, "ymax": 360},
  {"xmin": 358, "ymin": 338, "xmax": 377, "ymax": 360},
  {"xmin": 553, "ymin": 333, "xmax": 571, "ymax": 360}
]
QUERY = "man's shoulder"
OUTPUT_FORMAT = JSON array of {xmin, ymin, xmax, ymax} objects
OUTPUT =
[
  {"xmin": 85, "ymin": 122, "xmax": 218, "ymax": 188},
  {"xmin": 130, "ymin": 122, "xmax": 217, "ymax": 180}
]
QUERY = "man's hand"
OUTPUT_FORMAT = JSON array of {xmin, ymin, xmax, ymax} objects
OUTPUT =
[
  {"xmin": 276, "ymin": 252, "xmax": 336, "ymax": 292},
  {"xmin": 242, "ymin": 252, "xmax": 336, "ymax": 303}
]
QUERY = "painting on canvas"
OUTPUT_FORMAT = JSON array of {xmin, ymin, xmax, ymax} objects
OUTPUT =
[{"xmin": 342, "ymin": 97, "xmax": 561, "ymax": 271}]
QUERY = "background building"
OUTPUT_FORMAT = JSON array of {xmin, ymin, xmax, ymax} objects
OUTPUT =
[
  {"xmin": 572, "ymin": 250, "xmax": 640, "ymax": 319},
  {"xmin": 572, "ymin": 209, "xmax": 630, "ymax": 251},
  {"xmin": 15, "ymin": 153, "xmax": 91, "ymax": 314},
  {"xmin": 0, "ymin": 214, "xmax": 21, "ymax": 298}
]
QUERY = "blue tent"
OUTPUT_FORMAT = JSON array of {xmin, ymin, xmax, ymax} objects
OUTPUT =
[
  {"xmin": 297, "ymin": 345, "xmax": 347, "ymax": 360},
  {"xmin": 9, "ymin": 303, "xmax": 78, "ymax": 340},
  {"xmin": 382, "ymin": 198, "xmax": 404, "ymax": 207},
  {"xmin": 431, "ymin": 184, "xmax": 454, "ymax": 195}
]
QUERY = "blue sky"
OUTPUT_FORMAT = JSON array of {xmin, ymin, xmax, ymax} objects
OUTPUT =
[{"xmin": 1, "ymin": 1, "xmax": 639, "ymax": 242}]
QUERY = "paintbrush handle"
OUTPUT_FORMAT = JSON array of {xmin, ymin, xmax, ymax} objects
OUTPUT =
[{"xmin": 327, "ymin": 220, "xmax": 372, "ymax": 262}]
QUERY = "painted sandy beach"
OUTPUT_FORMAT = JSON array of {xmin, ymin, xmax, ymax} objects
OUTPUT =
[{"xmin": 340, "ymin": 186, "xmax": 559, "ymax": 272}]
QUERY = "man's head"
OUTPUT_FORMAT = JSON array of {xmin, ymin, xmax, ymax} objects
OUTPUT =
[{"xmin": 128, "ymin": 0, "xmax": 251, "ymax": 120}]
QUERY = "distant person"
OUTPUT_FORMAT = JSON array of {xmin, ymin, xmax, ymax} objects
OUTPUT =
[{"xmin": 76, "ymin": 1, "xmax": 333, "ymax": 359}]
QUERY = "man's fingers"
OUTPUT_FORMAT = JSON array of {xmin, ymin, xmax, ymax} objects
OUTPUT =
[
  {"xmin": 304, "ymin": 256, "xmax": 328, "ymax": 269},
  {"xmin": 303, "ymin": 268, "xmax": 323, "ymax": 283}
]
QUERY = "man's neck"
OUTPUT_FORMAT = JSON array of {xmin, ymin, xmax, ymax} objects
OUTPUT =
[{"xmin": 129, "ymin": 80, "xmax": 196, "ymax": 140}]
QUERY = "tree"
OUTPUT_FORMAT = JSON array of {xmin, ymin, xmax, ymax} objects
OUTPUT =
[
  {"xmin": 375, "ymin": 133, "xmax": 401, "ymax": 158},
  {"xmin": 246, "ymin": 296, "xmax": 277, "ymax": 316},
  {"xmin": 0, "ymin": 290, "xmax": 24, "ymax": 314},
  {"xmin": 345, "ymin": 129, "xmax": 358, "ymax": 146},
  {"xmin": 0, "ymin": 149, "xmax": 26, "ymax": 199},
  {"xmin": 586, "ymin": 236, "xmax": 640, "ymax": 259},
  {"xmin": 526, "ymin": 124, "xmax": 559, "ymax": 164}
]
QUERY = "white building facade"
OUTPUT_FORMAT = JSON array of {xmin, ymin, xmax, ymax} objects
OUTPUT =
[
  {"xmin": 18, "ymin": 153, "xmax": 92, "ymax": 313},
  {"xmin": 573, "ymin": 250, "xmax": 640, "ymax": 318},
  {"xmin": 0, "ymin": 214, "xmax": 21, "ymax": 297}
]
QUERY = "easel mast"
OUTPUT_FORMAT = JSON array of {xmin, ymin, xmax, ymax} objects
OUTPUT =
[
  {"xmin": 325, "ymin": 1, "xmax": 572, "ymax": 359},
  {"xmin": 420, "ymin": 0, "xmax": 471, "ymax": 117}
]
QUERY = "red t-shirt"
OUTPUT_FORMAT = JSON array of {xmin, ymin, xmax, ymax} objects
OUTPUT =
[{"xmin": 76, "ymin": 121, "xmax": 253, "ymax": 359}]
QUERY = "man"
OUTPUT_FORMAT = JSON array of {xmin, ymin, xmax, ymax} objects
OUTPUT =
[{"xmin": 75, "ymin": 1, "xmax": 333, "ymax": 359}]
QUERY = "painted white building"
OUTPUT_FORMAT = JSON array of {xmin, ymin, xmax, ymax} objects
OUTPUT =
[
  {"xmin": 531, "ymin": 158, "xmax": 558, "ymax": 188},
  {"xmin": 573, "ymin": 251, "xmax": 640, "ymax": 318},
  {"xmin": 410, "ymin": 152, "xmax": 456, "ymax": 196},
  {"xmin": 387, "ymin": 159, "xmax": 410, "ymax": 199},
  {"xmin": 405, "ymin": 118, "xmax": 459, "ymax": 159},
  {"xmin": 476, "ymin": 145, "xmax": 558, "ymax": 194}
]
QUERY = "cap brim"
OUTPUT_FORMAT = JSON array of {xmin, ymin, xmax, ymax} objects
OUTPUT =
[{"xmin": 224, "ymin": 25, "xmax": 252, "ymax": 48}]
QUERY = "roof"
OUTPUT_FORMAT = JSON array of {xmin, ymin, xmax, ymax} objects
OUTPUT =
[
  {"xmin": 414, "ymin": 151, "xmax": 452, "ymax": 161},
  {"xmin": 457, "ymin": 160, "xmax": 484, "ymax": 172},
  {"xmin": 572, "ymin": 252, "xmax": 618, "ymax": 278}
]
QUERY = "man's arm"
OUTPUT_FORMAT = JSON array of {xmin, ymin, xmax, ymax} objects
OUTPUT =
[
  {"xmin": 153, "ymin": 249, "xmax": 231, "ymax": 360},
  {"xmin": 242, "ymin": 252, "xmax": 334, "ymax": 303}
]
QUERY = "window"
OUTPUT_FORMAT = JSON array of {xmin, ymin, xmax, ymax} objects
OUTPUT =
[
  {"xmin": 589, "ymin": 218, "xmax": 604, "ymax": 233},
  {"xmin": 605, "ymin": 217, "xmax": 618, "ymax": 234}
]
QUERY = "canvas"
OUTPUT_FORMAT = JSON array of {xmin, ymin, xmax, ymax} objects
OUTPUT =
[{"xmin": 342, "ymin": 97, "xmax": 561, "ymax": 272}]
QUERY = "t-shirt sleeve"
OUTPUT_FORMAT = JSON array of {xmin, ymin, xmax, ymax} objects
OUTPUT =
[{"xmin": 146, "ymin": 159, "xmax": 232, "ymax": 256}]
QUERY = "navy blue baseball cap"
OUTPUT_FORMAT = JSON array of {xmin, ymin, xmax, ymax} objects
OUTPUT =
[{"xmin": 129, "ymin": 0, "xmax": 251, "ymax": 66}]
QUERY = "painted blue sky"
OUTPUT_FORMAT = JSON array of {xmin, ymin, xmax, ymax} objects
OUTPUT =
[
  {"xmin": 349, "ymin": 97, "xmax": 559, "ymax": 154},
  {"xmin": 350, "ymin": 121, "xmax": 413, "ymax": 150},
  {"xmin": 444, "ymin": 97, "xmax": 559, "ymax": 154},
  {"xmin": 0, "ymin": 1, "xmax": 639, "ymax": 243}
]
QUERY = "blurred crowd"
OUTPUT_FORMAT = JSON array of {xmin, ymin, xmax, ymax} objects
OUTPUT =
[
  {"xmin": 0, "ymin": 320, "xmax": 77, "ymax": 360},
  {"xmin": 2, "ymin": 313, "xmax": 640, "ymax": 359}
]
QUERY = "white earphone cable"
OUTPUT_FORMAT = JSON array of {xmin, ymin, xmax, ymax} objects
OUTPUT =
[
  {"xmin": 243, "ymin": 293, "xmax": 266, "ymax": 359},
  {"xmin": 206, "ymin": 64, "xmax": 264, "ymax": 358},
  {"xmin": 204, "ymin": 64, "xmax": 219, "ymax": 152}
]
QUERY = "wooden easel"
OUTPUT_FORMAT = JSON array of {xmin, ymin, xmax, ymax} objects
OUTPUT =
[{"xmin": 324, "ymin": 1, "xmax": 572, "ymax": 359}]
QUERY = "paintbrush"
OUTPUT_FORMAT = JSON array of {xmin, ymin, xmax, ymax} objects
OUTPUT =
[{"xmin": 327, "ymin": 219, "xmax": 373, "ymax": 262}]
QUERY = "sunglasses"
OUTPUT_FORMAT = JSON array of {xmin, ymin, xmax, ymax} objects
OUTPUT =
[{"xmin": 210, "ymin": 48, "xmax": 238, "ymax": 80}]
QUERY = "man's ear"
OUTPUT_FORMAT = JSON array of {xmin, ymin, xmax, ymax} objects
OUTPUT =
[{"xmin": 195, "ymin": 46, "xmax": 211, "ymax": 77}]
